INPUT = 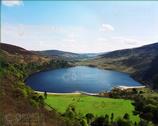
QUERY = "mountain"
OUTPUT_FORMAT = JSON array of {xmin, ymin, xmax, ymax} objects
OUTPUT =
[
  {"xmin": 100, "ymin": 42, "xmax": 158, "ymax": 58},
  {"xmin": 34, "ymin": 50, "xmax": 99, "ymax": 60},
  {"xmin": 34, "ymin": 50, "xmax": 80, "ymax": 59},
  {"xmin": 100, "ymin": 42, "xmax": 158, "ymax": 72},
  {"xmin": 0, "ymin": 43, "xmax": 50, "ymax": 64},
  {"xmin": 78, "ymin": 42, "xmax": 158, "ymax": 88},
  {"xmin": 0, "ymin": 42, "xmax": 34, "ymax": 55}
]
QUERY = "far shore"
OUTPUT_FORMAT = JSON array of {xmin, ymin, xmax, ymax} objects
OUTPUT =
[{"xmin": 117, "ymin": 85, "xmax": 146, "ymax": 90}]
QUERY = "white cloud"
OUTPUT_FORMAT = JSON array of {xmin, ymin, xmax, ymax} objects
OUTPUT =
[
  {"xmin": 2, "ymin": 0, "xmax": 23, "ymax": 7},
  {"xmin": 100, "ymin": 24, "xmax": 114, "ymax": 32},
  {"xmin": 2, "ymin": 23, "xmax": 151, "ymax": 53},
  {"xmin": 97, "ymin": 38, "xmax": 107, "ymax": 42},
  {"xmin": 62, "ymin": 38, "xmax": 76, "ymax": 43},
  {"xmin": 112, "ymin": 37, "xmax": 140, "ymax": 45}
]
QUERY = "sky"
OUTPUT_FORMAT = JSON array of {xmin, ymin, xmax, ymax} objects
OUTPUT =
[{"xmin": 1, "ymin": 0, "xmax": 158, "ymax": 53}]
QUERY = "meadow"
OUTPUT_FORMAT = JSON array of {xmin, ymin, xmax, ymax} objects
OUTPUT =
[{"xmin": 45, "ymin": 94, "xmax": 139, "ymax": 122}]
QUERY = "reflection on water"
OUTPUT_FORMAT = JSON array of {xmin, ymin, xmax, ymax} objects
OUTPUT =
[{"xmin": 26, "ymin": 66, "xmax": 142, "ymax": 93}]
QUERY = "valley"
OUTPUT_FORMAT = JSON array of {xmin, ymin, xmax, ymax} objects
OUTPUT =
[
  {"xmin": 1, "ymin": 1, "xmax": 158, "ymax": 125},
  {"xmin": 1, "ymin": 42, "xmax": 158, "ymax": 126}
]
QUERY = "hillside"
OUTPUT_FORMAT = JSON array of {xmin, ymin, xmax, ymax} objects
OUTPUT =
[
  {"xmin": 0, "ymin": 42, "xmax": 34, "ymax": 55},
  {"xmin": 143, "ymin": 56, "xmax": 158, "ymax": 89},
  {"xmin": 99, "ymin": 42, "xmax": 158, "ymax": 75},
  {"xmin": 0, "ymin": 43, "xmax": 80, "ymax": 126},
  {"xmin": 77, "ymin": 42, "xmax": 158, "ymax": 88},
  {"xmin": 0, "ymin": 43, "xmax": 51, "ymax": 64}
]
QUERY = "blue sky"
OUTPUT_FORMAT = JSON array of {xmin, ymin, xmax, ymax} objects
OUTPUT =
[{"xmin": 1, "ymin": 0, "xmax": 158, "ymax": 53}]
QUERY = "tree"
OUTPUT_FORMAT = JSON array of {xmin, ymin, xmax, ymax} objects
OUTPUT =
[
  {"xmin": 139, "ymin": 119, "xmax": 149, "ymax": 126},
  {"xmin": 123, "ymin": 113, "xmax": 130, "ymax": 120},
  {"xmin": 104, "ymin": 114, "xmax": 109, "ymax": 125},
  {"xmin": 80, "ymin": 118, "xmax": 88, "ymax": 126},
  {"xmin": 133, "ymin": 95, "xmax": 158, "ymax": 125},
  {"xmin": 110, "ymin": 113, "xmax": 114, "ymax": 123},
  {"xmin": 117, "ymin": 118, "xmax": 131, "ymax": 126},
  {"xmin": 44, "ymin": 91, "xmax": 47, "ymax": 99},
  {"xmin": 91, "ymin": 116, "xmax": 105, "ymax": 126},
  {"xmin": 91, "ymin": 116, "xmax": 109, "ymax": 126},
  {"xmin": 38, "ymin": 95, "xmax": 44, "ymax": 107},
  {"xmin": 132, "ymin": 88, "xmax": 137, "ymax": 94},
  {"xmin": 64, "ymin": 105, "xmax": 77, "ymax": 119},
  {"xmin": 85, "ymin": 113, "xmax": 94, "ymax": 124}
]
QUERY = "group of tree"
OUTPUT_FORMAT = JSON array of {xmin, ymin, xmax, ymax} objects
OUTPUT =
[
  {"xmin": 62, "ymin": 105, "xmax": 153, "ymax": 126},
  {"xmin": 133, "ymin": 95, "xmax": 158, "ymax": 125},
  {"xmin": 0, "ymin": 57, "xmax": 71, "ymax": 81},
  {"xmin": 99, "ymin": 88, "xmax": 158, "ymax": 126}
]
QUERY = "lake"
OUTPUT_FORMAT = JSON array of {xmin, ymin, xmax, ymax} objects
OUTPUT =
[{"xmin": 25, "ymin": 66, "xmax": 142, "ymax": 93}]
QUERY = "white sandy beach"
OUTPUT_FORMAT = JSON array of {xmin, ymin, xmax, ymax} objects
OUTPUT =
[
  {"xmin": 35, "ymin": 90, "xmax": 98, "ymax": 96},
  {"xmin": 117, "ymin": 86, "xmax": 146, "ymax": 90}
]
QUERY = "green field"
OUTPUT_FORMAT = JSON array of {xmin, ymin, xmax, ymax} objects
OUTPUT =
[{"xmin": 45, "ymin": 94, "xmax": 139, "ymax": 122}]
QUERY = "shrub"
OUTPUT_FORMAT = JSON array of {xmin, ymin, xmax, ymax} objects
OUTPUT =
[
  {"xmin": 64, "ymin": 105, "xmax": 77, "ymax": 118},
  {"xmin": 13, "ymin": 88, "xmax": 27, "ymax": 98},
  {"xmin": 29, "ymin": 99, "xmax": 38, "ymax": 108},
  {"xmin": 117, "ymin": 118, "xmax": 132, "ymax": 126},
  {"xmin": 39, "ymin": 95, "xmax": 45, "ymax": 107},
  {"xmin": 80, "ymin": 118, "xmax": 88, "ymax": 126},
  {"xmin": 123, "ymin": 113, "xmax": 130, "ymax": 120},
  {"xmin": 85, "ymin": 113, "xmax": 94, "ymax": 124}
]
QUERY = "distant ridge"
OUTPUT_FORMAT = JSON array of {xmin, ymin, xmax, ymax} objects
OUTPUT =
[
  {"xmin": 34, "ymin": 50, "xmax": 80, "ymax": 58},
  {"xmin": 34, "ymin": 50, "xmax": 99, "ymax": 59}
]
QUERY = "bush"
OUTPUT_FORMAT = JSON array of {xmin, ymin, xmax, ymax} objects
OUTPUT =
[
  {"xmin": 117, "ymin": 118, "xmax": 132, "ymax": 126},
  {"xmin": 91, "ymin": 116, "xmax": 106, "ymax": 126},
  {"xmin": 80, "ymin": 118, "xmax": 88, "ymax": 126},
  {"xmin": 123, "ymin": 113, "xmax": 130, "ymax": 120},
  {"xmin": 29, "ymin": 99, "xmax": 38, "ymax": 108},
  {"xmin": 85, "ymin": 113, "xmax": 94, "ymax": 124},
  {"xmin": 64, "ymin": 105, "xmax": 77, "ymax": 118},
  {"xmin": 38, "ymin": 95, "xmax": 44, "ymax": 107},
  {"xmin": 13, "ymin": 88, "xmax": 27, "ymax": 98}
]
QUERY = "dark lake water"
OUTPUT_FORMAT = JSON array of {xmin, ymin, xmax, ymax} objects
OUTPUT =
[{"xmin": 25, "ymin": 66, "xmax": 142, "ymax": 93}]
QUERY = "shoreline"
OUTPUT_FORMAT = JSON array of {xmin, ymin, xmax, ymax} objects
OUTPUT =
[
  {"xmin": 34, "ymin": 85, "xmax": 146, "ymax": 96},
  {"xmin": 35, "ymin": 91, "xmax": 99, "ymax": 96},
  {"xmin": 35, "ymin": 91, "xmax": 81, "ymax": 95}
]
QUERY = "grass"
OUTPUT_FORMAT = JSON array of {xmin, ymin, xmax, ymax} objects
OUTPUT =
[{"xmin": 45, "ymin": 94, "xmax": 139, "ymax": 122}]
